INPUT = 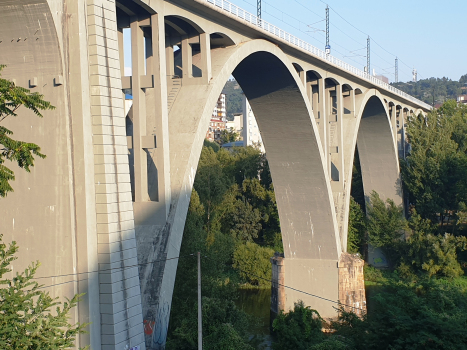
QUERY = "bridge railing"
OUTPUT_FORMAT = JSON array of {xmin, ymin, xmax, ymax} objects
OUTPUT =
[{"xmin": 204, "ymin": 0, "xmax": 432, "ymax": 110}]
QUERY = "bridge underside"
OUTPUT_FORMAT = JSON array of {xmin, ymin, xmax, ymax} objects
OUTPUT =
[{"xmin": 0, "ymin": 0, "xmax": 427, "ymax": 349}]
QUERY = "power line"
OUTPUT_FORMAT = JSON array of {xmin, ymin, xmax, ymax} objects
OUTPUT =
[
  {"xmin": 314, "ymin": 0, "xmax": 420, "ymax": 81},
  {"xmin": 239, "ymin": 0, "xmax": 383, "ymax": 72},
  {"xmin": 32, "ymin": 254, "xmax": 196, "ymax": 290},
  {"xmin": 28, "ymin": 248, "xmax": 364, "ymax": 312},
  {"xmin": 30, "ymin": 254, "xmax": 194, "ymax": 282},
  {"xmin": 200, "ymin": 255, "xmax": 366, "ymax": 313}
]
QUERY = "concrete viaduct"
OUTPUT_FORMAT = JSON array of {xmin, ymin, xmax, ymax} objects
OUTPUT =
[{"xmin": 0, "ymin": 0, "xmax": 430, "ymax": 349}]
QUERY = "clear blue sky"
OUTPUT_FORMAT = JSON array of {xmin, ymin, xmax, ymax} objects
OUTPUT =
[
  {"xmin": 124, "ymin": 0, "xmax": 466, "ymax": 83},
  {"xmin": 234, "ymin": 0, "xmax": 466, "ymax": 83}
]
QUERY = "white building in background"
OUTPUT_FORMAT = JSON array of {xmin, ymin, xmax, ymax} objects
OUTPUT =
[
  {"xmin": 206, "ymin": 93, "xmax": 227, "ymax": 142},
  {"xmin": 225, "ymin": 113, "xmax": 243, "ymax": 138},
  {"xmin": 243, "ymin": 94, "xmax": 265, "ymax": 153}
]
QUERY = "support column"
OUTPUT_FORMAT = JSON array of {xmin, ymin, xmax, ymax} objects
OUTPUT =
[
  {"xmin": 146, "ymin": 12, "xmax": 171, "ymax": 219},
  {"xmin": 336, "ymin": 84, "xmax": 344, "ymax": 187},
  {"xmin": 299, "ymin": 70, "xmax": 306, "ymax": 86},
  {"xmin": 199, "ymin": 32, "xmax": 212, "ymax": 83},
  {"xmin": 118, "ymin": 28, "xmax": 125, "ymax": 75},
  {"xmin": 270, "ymin": 253, "xmax": 285, "ymax": 324},
  {"xmin": 181, "ymin": 35, "xmax": 192, "ymax": 78},
  {"xmin": 317, "ymin": 78, "xmax": 327, "ymax": 169},
  {"xmin": 165, "ymin": 44, "xmax": 174, "ymax": 77},
  {"xmin": 329, "ymin": 85, "xmax": 344, "ymax": 191},
  {"xmin": 131, "ymin": 18, "xmax": 148, "ymax": 202},
  {"xmin": 391, "ymin": 105, "xmax": 397, "ymax": 145}
]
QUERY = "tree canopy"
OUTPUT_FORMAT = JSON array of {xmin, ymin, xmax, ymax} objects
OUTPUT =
[
  {"xmin": 0, "ymin": 236, "xmax": 87, "ymax": 349},
  {"xmin": 0, "ymin": 65, "xmax": 54, "ymax": 197}
]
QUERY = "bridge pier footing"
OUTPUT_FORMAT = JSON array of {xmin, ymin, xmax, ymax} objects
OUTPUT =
[{"xmin": 271, "ymin": 253, "xmax": 366, "ymax": 321}]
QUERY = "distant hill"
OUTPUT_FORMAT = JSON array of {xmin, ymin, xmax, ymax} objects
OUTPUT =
[
  {"xmin": 219, "ymin": 74, "xmax": 467, "ymax": 116},
  {"xmin": 222, "ymin": 79, "xmax": 243, "ymax": 120},
  {"xmin": 391, "ymin": 74, "xmax": 467, "ymax": 106}
]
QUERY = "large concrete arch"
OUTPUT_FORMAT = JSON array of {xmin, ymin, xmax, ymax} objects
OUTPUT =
[
  {"xmin": 150, "ymin": 40, "xmax": 342, "ymax": 341},
  {"xmin": 340, "ymin": 90, "xmax": 402, "ymax": 253},
  {"xmin": 0, "ymin": 0, "xmax": 432, "ymax": 348},
  {"xmin": 233, "ymin": 51, "xmax": 340, "ymax": 261}
]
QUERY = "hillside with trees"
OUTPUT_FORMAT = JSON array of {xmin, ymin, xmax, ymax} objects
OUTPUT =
[
  {"xmin": 222, "ymin": 80, "xmax": 243, "ymax": 120},
  {"xmin": 391, "ymin": 73, "xmax": 467, "ymax": 106}
]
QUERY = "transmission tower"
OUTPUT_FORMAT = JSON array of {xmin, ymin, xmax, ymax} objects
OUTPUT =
[
  {"xmin": 395, "ymin": 57, "xmax": 398, "ymax": 83},
  {"xmin": 325, "ymin": 5, "xmax": 330, "ymax": 56},
  {"xmin": 366, "ymin": 36, "xmax": 370, "ymax": 75},
  {"xmin": 257, "ymin": 0, "xmax": 261, "ymax": 19},
  {"xmin": 412, "ymin": 68, "xmax": 417, "ymax": 82}
]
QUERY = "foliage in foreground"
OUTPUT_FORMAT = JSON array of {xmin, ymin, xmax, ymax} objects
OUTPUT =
[
  {"xmin": 365, "ymin": 191, "xmax": 467, "ymax": 277},
  {"xmin": 0, "ymin": 65, "xmax": 54, "ymax": 197},
  {"xmin": 272, "ymin": 301, "xmax": 326, "ymax": 350},
  {"xmin": 332, "ymin": 271, "xmax": 467, "ymax": 350},
  {"xmin": 273, "ymin": 273, "xmax": 467, "ymax": 350},
  {"xmin": 0, "ymin": 236, "xmax": 87, "ymax": 349}
]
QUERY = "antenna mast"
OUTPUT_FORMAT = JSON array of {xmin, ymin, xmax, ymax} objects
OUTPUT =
[
  {"xmin": 325, "ymin": 5, "xmax": 330, "ymax": 56},
  {"xmin": 366, "ymin": 36, "xmax": 370, "ymax": 75},
  {"xmin": 395, "ymin": 57, "xmax": 398, "ymax": 83}
]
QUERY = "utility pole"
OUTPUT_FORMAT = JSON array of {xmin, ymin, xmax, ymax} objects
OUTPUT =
[
  {"xmin": 366, "ymin": 36, "xmax": 370, "ymax": 76},
  {"xmin": 198, "ymin": 252, "xmax": 203, "ymax": 350},
  {"xmin": 395, "ymin": 57, "xmax": 398, "ymax": 83},
  {"xmin": 325, "ymin": 5, "xmax": 331, "ymax": 56}
]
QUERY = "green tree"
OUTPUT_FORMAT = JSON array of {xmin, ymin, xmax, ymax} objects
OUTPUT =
[
  {"xmin": 399, "ymin": 212, "xmax": 467, "ymax": 278},
  {"xmin": 233, "ymin": 241, "xmax": 274, "ymax": 287},
  {"xmin": 227, "ymin": 198, "xmax": 262, "ymax": 241},
  {"xmin": 332, "ymin": 276, "xmax": 467, "ymax": 350},
  {"xmin": 401, "ymin": 102, "xmax": 467, "ymax": 226},
  {"xmin": 0, "ymin": 65, "xmax": 54, "ymax": 197},
  {"xmin": 203, "ymin": 139, "xmax": 220, "ymax": 152},
  {"xmin": 272, "ymin": 301, "xmax": 325, "ymax": 350},
  {"xmin": 219, "ymin": 129, "xmax": 239, "ymax": 145},
  {"xmin": 167, "ymin": 297, "xmax": 254, "ymax": 350},
  {"xmin": 0, "ymin": 236, "xmax": 87, "ymax": 349},
  {"xmin": 347, "ymin": 196, "xmax": 365, "ymax": 254},
  {"xmin": 366, "ymin": 191, "xmax": 406, "ymax": 266}
]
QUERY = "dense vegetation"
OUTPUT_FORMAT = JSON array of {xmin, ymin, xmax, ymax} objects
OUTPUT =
[
  {"xmin": 169, "ymin": 101, "xmax": 467, "ymax": 349},
  {"xmin": 0, "ymin": 236, "xmax": 87, "ymax": 349},
  {"xmin": 272, "ymin": 101, "xmax": 467, "ymax": 349},
  {"xmin": 392, "ymin": 73, "xmax": 467, "ymax": 106},
  {"xmin": 166, "ymin": 143, "xmax": 281, "ymax": 349}
]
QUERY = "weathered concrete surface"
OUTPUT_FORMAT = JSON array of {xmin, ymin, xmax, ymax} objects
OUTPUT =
[
  {"xmin": 0, "ymin": 1, "xmax": 146, "ymax": 349},
  {"xmin": 338, "ymin": 253, "xmax": 366, "ymax": 317},
  {"xmin": 270, "ymin": 252, "xmax": 286, "ymax": 322},
  {"xmin": 0, "ymin": 0, "xmax": 430, "ymax": 349}
]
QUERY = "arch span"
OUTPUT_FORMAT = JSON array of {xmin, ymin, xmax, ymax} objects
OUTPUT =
[
  {"xmin": 146, "ymin": 40, "xmax": 343, "ymax": 340},
  {"xmin": 341, "ymin": 90, "xmax": 402, "ymax": 251}
]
